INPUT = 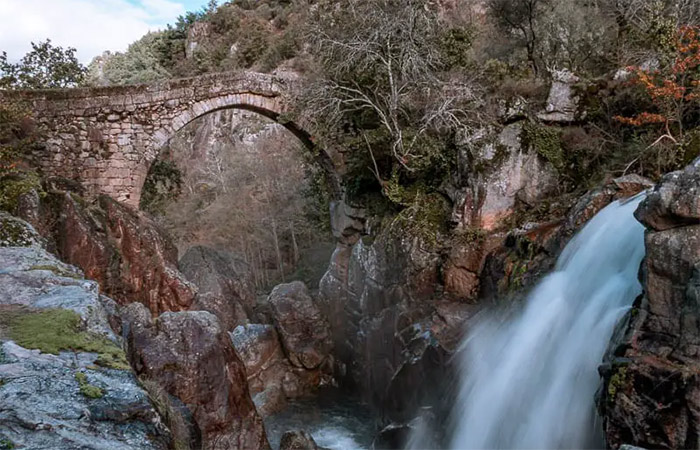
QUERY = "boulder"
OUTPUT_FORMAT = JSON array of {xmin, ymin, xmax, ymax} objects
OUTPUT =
[
  {"xmin": 598, "ymin": 165, "xmax": 700, "ymax": 449},
  {"xmin": 192, "ymin": 292, "xmax": 248, "ymax": 332},
  {"xmin": 0, "ymin": 239, "xmax": 168, "ymax": 449},
  {"xmin": 44, "ymin": 193, "xmax": 197, "ymax": 315},
  {"xmin": 268, "ymin": 282, "xmax": 333, "ymax": 371},
  {"xmin": 279, "ymin": 430, "xmax": 323, "ymax": 450},
  {"xmin": 537, "ymin": 69, "xmax": 582, "ymax": 123},
  {"xmin": 230, "ymin": 323, "xmax": 314, "ymax": 415},
  {"xmin": 179, "ymin": 245, "xmax": 256, "ymax": 309},
  {"xmin": 0, "ymin": 211, "xmax": 44, "ymax": 248},
  {"xmin": 122, "ymin": 304, "xmax": 269, "ymax": 450}
]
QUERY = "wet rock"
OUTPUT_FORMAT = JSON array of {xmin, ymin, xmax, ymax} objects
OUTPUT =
[
  {"xmin": 598, "ymin": 165, "xmax": 700, "ymax": 449},
  {"xmin": 268, "ymin": 282, "xmax": 333, "ymax": 371},
  {"xmin": 122, "ymin": 304, "xmax": 269, "ymax": 450},
  {"xmin": 45, "ymin": 192, "xmax": 197, "ymax": 315},
  {"xmin": 635, "ymin": 165, "xmax": 700, "ymax": 230},
  {"xmin": 279, "ymin": 430, "xmax": 323, "ymax": 450},
  {"xmin": 0, "ymin": 242, "xmax": 168, "ymax": 449},
  {"xmin": 180, "ymin": 245, "xmax": 256, "ymax": 310}
]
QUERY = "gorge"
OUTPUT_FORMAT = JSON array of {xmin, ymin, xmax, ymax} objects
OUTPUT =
[{"xmin": 2, "ymin": 1, "xmax": 700, "ymax": 449}]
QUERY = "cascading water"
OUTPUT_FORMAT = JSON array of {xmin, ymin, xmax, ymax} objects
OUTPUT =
[{"xmin": 448, "ymin": 194, "xmax": 646, "ymax": 449}]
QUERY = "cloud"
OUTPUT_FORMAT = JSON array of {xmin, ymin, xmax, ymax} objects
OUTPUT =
[{"xmin": 0, "ymin": 0, "xmax": 187, "ymax": 64}]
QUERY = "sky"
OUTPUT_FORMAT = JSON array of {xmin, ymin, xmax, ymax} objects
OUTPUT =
[{"xmin": 0, "ymin": 0, "xmax": 211, "ymax": 63}]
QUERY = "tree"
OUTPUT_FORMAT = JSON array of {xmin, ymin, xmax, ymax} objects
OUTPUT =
[
  {"xmin": 487, "ymin": 0, "xmax": 552, "ymax": 76},
  {"xmin": 0, "ymin": 39, "xmax": 86, "ymax": 89},
  {"xmin": 302, "ymin": 0, "xmax": 480, "ymax": 188},
  {"xmin": 86, "ymin": 33, "xmax": 171, "ymax": 86},
  {"xmin": 614, "ymin": 25, "xmax": 700, "ymax": 146}
]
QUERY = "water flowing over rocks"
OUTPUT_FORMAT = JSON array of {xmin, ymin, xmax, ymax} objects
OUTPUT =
[
  {"xmin": 122, "ymin": 303, "xmax": 270, "ymax": 450},
  {"xmin": 598, "ymin": 164, "xmax": 700, "ymax": 449},
  {"xmin": 0, "ymin": 217, "xmax": 169, "ymax": 449}
]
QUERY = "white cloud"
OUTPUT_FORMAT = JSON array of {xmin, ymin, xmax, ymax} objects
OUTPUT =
[{"xmin": 0, "ymin": 0, "xmax": 187, "ymax": 63}]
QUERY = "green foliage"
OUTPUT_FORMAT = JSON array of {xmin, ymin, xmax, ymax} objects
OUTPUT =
[
  {"xmin": 140, "ymin": 159, "xmax": 183, "ymax": 215},
  {"xmin": 388, "ymin": 192, "xmax": 450, "ymax": 248},
  {"xmin": 75, "ymin": 371, "xmax": 105, "ymax": 399},
  {"xmin": 439, "ymin": 26, "xmax": 475, "ymax": 70},
  {"xmin": 6, "ymin": 309, "xmax": 129, "ymax": 370},
  {"xmin": 0, "ymin": 39, "xmax": 86, "ymax": 89},
  {"xmin": 87, "ymin": 33, "xmax": 172, "ymax": 86},
  {"xmin": 0, "ymin": 437, "xmax": 15, "ymax": 450}
]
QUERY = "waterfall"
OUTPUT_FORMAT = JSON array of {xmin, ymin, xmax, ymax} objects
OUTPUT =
[{"xmin": 448, "ymin": 194, "xmax": 646, "ymax": 449}]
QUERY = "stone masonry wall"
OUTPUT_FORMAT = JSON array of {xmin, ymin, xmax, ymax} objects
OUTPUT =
[{"xmin": 0, "ymin": 71, "xmax": 311, "ymax": 207}]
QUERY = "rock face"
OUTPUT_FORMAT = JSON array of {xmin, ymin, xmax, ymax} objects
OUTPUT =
[
  {"xmin": 230, "ymin": 323, "xmax": 325, "ymax": 416},
  {"xmin": 598, "ymin": 165, "xmax": 700, "ymax": 449},
  {"xmin": 319, "ymin": 219, "xmax": 472, "ymax": 424},
  {"xmin": 268, "ymin": 282, "xmax": 333, "ymax": 371},
  {"xmin": 452, "ymin": 123, "xmax": 559, "ymax": 231},
  {"xmin": 0, "ymin": 218, "xmax": 168, "ymax": 449},
  {"xmin": 537, "ymin": 69, "xmax": 582, "ymax": 123},
  {"xmin": 180, "ymin": 245, "xmax": 255, "ymax": 329},
  {"xmin": 44, "ymin": 192, "xmax": 197, "ymax": 315},
  {"xmin": 122, "ymin": 303, "xmax": 269, "ymax": 450}
]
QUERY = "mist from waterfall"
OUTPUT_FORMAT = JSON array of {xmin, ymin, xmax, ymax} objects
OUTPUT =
[{"xmin": 447, "ymin": 194, "xmax": 646, "ymax": 449}]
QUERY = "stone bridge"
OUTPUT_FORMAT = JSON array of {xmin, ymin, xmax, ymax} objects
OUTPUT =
[{"xmin": 1, "ymin": 71, "xmax": 340, "ymax": 206}]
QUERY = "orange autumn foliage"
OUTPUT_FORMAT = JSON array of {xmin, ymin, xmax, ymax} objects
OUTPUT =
[{"xmin": 614, "ymin": 26, "xmax": 700, "ymax": 131}]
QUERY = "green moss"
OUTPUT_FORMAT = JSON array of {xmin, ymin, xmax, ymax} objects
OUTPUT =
[
  {"xmin": 0, "ymin": 171, "xmax": 41, "ymax": 213},
  {"xmin": 388, "ymin": 192, "xmax": 450, "ymax": 248},
  {"xmin": 0, "ymin": 437, "xmax": 15, "ymax": 449},
  {"xmin": 7, "ymin": 309, "xmax": 130, "ymax": 370},
  {"xmin": 27, "ymin": 264, "xmax": 81, "ymax": 279},
  {"xmin": 521, "ymin": 122, "xmax": 564, "ymax": 170},
  {"xmin": 0, "ymin": 216, "xmax": 39, "ymax": 247},
  {"xmin": 607, "ymin": 366, "xmax": 628, "ymax": 403},
  {"xmin": 75, "ymin": 372, "xmax": 104, "ymax": 399}
]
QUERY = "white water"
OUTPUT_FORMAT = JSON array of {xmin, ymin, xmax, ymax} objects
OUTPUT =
[{"xmin": 448, "ymin": 195, "xmax": 646, "ymax": 449}]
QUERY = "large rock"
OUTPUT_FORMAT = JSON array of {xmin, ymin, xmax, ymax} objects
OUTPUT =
[
  {"xmin": 268, "ymin": 282, "xmax": 333, "ymax": 371},
  {"xmin": 279, "ymin": 430, "xmax": 324, "ymax": 450},
  {"xmin": 230, "ymin": 323, "xmax": 320, "ymax": 416},
  {"xmin": 452, "ymin": 122, "xmax": 559, "ymax": 231},
  {"xmin": 44, "ymin": 192, "xmax": 197, "ymax": 315},
  {"xmin": 180, "ymin": 245, "xmax": 255, "ymax": 329},
  {"xmin": 122, "ymin": 304, "xmax": 269, "ymax": 450},
  {"xmin": 598, "ymin": 165, "xmax": 700, "ymax": 449},
  {"xmin": 0, "ymin": 234, "xmax": 168, "ymax": 449},
  {"xmin": 537, "ymin": 69, "xmax": 582, "ymax": 123}
]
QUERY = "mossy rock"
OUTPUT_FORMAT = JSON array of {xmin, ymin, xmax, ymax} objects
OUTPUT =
[
  {"xmin": 521, "ymin": 122, "xmax": 564, "ymax": 170},
  {"xmin": 5, "ymin": 308, "xmax": 129, "ymax": 370},
  {"xmin": 0, "ymin": 213, "xmax": 42, "ymax": 247},
  {"xmin": 0, "ymin": 437, "xmax": 15, "ymax": 450},
  {"xmin": 607, "ymin": 365, "xmax": 629, "ymax": 403},
  {"xmin": 75, "ymin": 371, "xmax": 105, "ymax": 399},
  {"xmin": 0, "ymin": 171, "xmax": 41, "ymax": 214}
]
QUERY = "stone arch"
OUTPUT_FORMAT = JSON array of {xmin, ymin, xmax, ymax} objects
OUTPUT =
[{"xmin": 148, "ymin": 95, "xmax": 341, "ymax": 203}]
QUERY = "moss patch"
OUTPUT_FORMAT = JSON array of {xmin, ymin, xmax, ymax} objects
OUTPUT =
[
  {"xmin": 0, "ymin": 437, "xmax": 15, "ymax": 450},
  {"xmin": 0, "ymin": 171, "xmax": 41, "ymax": 213},
  {"xmin": 5, "ymin": 308, "xmax": 129, "ymax": 370},
  {"xmin": 0, "ymin": 216, "xmax": 39, "ymax": 247},
  {"xmin": 27, "ymin": 264, "xmax": 81, "ymax": 279},
  {"xmin": 521, "ymin": 122, "xmax": 564, "ymax": 170},
  {"xmin": 75, "ymin": 372, "xmax": 104, "ymax": 399},
  {"xmin": 607, "ymin": 365, "xmax": 629, "ymax": 403},
  {"xmin": 388, "ymin": 192, "xmax": 451, "ymax": 249}
]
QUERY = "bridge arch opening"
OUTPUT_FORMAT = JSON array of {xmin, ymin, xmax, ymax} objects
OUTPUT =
[{"xmin": 141, "ymin": 105, "xmax": 337, "ymax": 290}]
